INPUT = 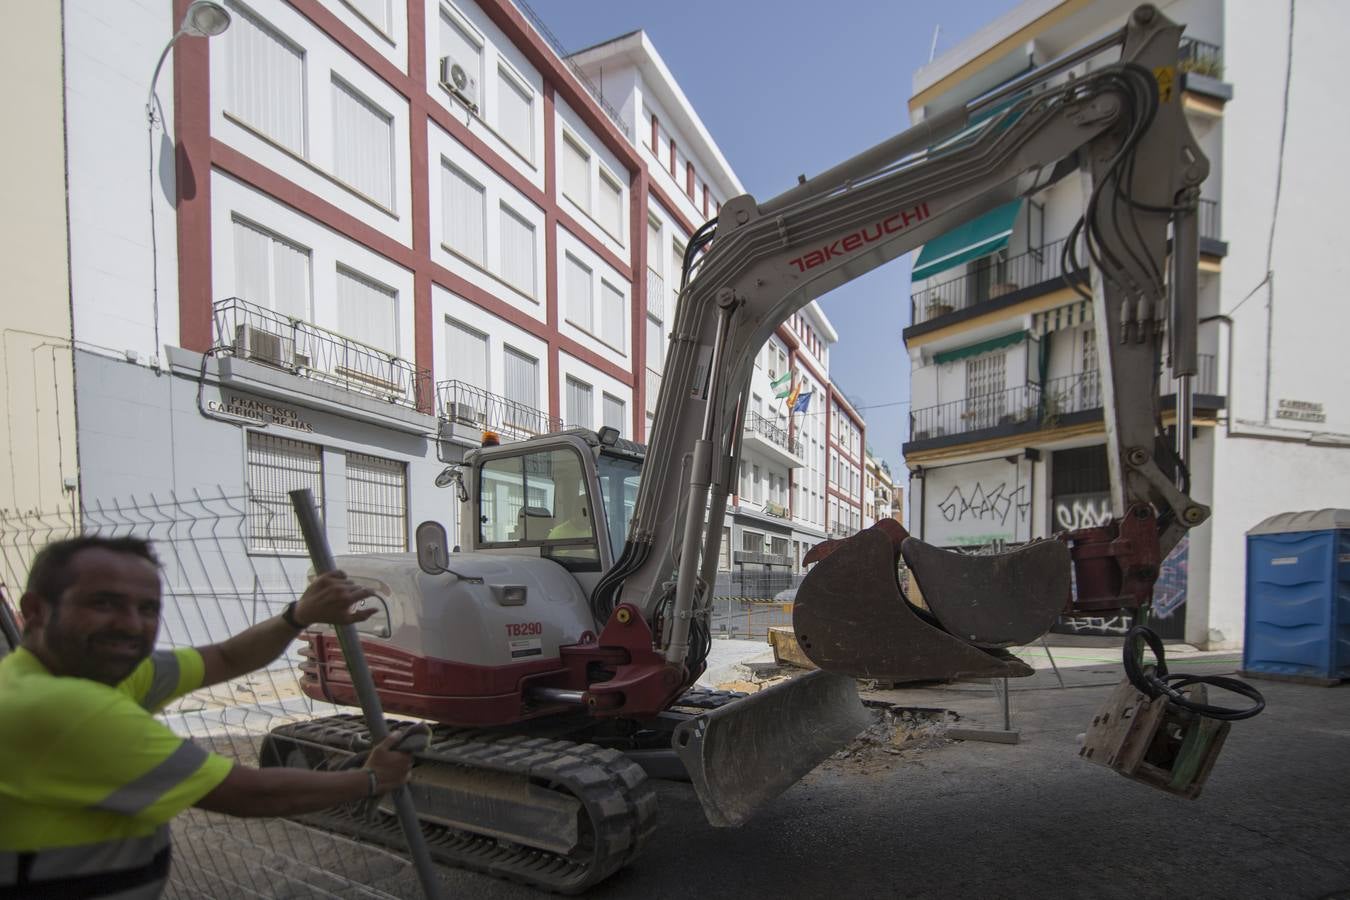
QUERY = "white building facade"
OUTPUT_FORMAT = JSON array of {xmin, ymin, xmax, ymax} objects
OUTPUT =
[{"xmin": 903, "ymin": 0, "xmax": 1349, "ymax": 648}]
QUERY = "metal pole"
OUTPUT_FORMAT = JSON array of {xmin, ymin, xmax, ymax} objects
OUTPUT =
[{"xmin": 288, "ymin": 489, "xmax": 442, "ymax": 900}]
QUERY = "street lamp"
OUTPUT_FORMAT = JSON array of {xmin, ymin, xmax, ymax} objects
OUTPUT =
[{"xmin": 148, "ymin": 1, "xmax": 232, "ymax": 126}]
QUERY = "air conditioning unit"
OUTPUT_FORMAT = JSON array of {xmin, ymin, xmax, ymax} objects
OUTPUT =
[
  {"xmin": 233, "ymin": 324, "xmax": 293, "ymax": 369},
  {"xmin": 439, "ymin": 56, "xmax": 479, "ymax": 112},
  {"xmin": 446, "ymin": 401, "xmax": 487, "ymax": 425}
]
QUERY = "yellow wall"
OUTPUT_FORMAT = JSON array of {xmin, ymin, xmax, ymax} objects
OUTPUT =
[{"xmin": 0, "ymin": 2, "xmax": 78, "ymax": 517}]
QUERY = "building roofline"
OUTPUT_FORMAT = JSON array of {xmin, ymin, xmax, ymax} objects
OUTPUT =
[{"xmin": 568, "ymin": 30, "xmax": 745, "ymax": 197}]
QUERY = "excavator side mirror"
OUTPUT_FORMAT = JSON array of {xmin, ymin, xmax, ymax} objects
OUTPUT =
[
  {"xmin": 435, "ymin": 464, "xmax": 470, "ymax": 503},
  {"xmin": 415, "ymin": 520, "xmax": 451, "ymax": 575}
]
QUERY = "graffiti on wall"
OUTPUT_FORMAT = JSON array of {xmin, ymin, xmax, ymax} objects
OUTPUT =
[
  {"xmin": 1054, "ymin": 491, "xmax": 1112, "ymax": 531},
  {"xmin": 1055, "ymin": 535, "xmax": 1190, "ymax": 636},
  {"xmin": 923, "ymin": 458, "xmax": 1033, "ymax": 548}
]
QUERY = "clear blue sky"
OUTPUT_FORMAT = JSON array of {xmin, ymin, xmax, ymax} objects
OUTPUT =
[{"xmin": 528, "ymin": 0, "xmax": 1018, "ymax": 475}]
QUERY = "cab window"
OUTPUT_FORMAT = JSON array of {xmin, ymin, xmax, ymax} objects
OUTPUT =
[
  {"xmin": 478, "ymin": 446, "xmax": 600, "ymax": 571},
  {"xmin": 596, "ymin": 452, "xmax": 641, "ymax": 557}
]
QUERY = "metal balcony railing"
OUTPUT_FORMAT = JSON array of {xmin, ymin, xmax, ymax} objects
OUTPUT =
[
  {"xmin": 212, "ymin": 298, "xmax": 431, "ymax": 410},
  {"xmin": 828, "ymin": 524, "xmax": 852, "ymax": 539},
  {"xmin": 909, "ymin": 384, "xmax": 1042, "ymax": 441},
  {"xmin": 909, "ymin": 354, "xmax": 1220, "ymax": 443},
  {"xmin": 436, "ymin": 379, "xmax": 561, "ymax": 442},
  {"xmin": 745, "ymin": 411, "xmax": 793, "ymax": 453},
  {"xmin": 1198, "ymin": 198, "xmax": 1221, "ymax": 242},
  {"xmin": 1179, "ymin": 37, "xmax": 1224, "ymax": 80},
  {"xmin": 911, "ymin": 234, "xmax": 1086, "ymax": 324}
]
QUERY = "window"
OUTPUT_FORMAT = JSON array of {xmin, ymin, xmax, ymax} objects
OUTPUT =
[
  {"xmin": 439, "ymin": 9, "xmax": 482, "ymax": 106},
  {"xmin": 346, "ymin": 452, "xmax": 407, "ymax": 553},
  {"xmin": 247, "ymin": 432, "xmax": 322, "ymax": 553},
  {"xmin": 564, "ymin": 254, "xmax": 592, "ymax": 332},
  {"xmin": 344, "ymin": 0, "xmax": 391, "ymax": 33},
  {"xmin": 496, "ymin": 64, "xmax": 533, "ymax": 160},
  {"xmin": 503, "ymin": 346, "xmax": 540, "ymax": 420},
  {"xmin": 232, "ymin": 217, "xmax": 312, "ymax": 321},
  {"xmin": 719, "ymin": 526, "xmax": 731, "ymax": 572},
  {"xmin": 442, "ymin": 163, "xmax": 485, "ymax": 264},
  {"xmin": 742, "ymin": 530, "xmax": 762, "ymax": 553},
  {"xmin": 596, "ymin": 451, "xmax": 641, "ymax": 556},
  {"xmin": 498, "ymin": 203, "xmax": 536, "ymax": 297},
  {"xmin": 478, "ymin": 446, "xmax": 600, "ymax": 571},
  {"xmin": 566, "ymin": 376, "xmax": 592, "ymax": 428},
  {"xmin": 562, "ymin": 135, "xmax": 589, "ymax": 208},
  {"xmin": 225, "ymin": 3, "xmax": 306, "ymax": 155},
  {"xmin": 646, "ymin": 314, "xmax": 665, "ymax": 372},
  {"xmin": 770, "ymin": 536, "xmax": 790, "ymax": 559},
  {"xmin": 752, "ymin": 465, "xmax": 762, "ymax": 504},
  {"xmin": 336, "ymin": 267, "xmax": 397, "ymax": 354},
  {"xmin": 1080, "ymin": 327, "xmax": 1100, "ymax": 409},
  {"xmin": 597, "ymin": 169, "xmax": 623, "ymax": 239},
  {"xmin": 964, "ymin": 352, "xmax": 1007, "ymax": 429},
  {"xmin": 332, "ymin": 77, "xmax": 394, "ymax": 208},
  {"xmin": 600, "ymin": 280, "xmax": 625, "ymax": 351},
  {"xmin": 602, "ymin": 393, "xmax": 626, "ymax": 435},
  {"xmin": 445, "ymin": 318, "xmax": 488, "ymax": 391}
]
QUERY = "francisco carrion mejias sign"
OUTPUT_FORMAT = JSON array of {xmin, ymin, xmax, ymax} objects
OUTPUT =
[{"xmin": 208, "ymin": 394, "xmax": 315, "ymax": 432}]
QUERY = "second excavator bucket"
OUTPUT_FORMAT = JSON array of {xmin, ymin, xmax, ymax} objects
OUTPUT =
[
  {"xmin": 672, "ymin": 670, "xmax": 871, "ymax": 827},
  {"xmin": 793, "ymin": 521, "xmax": 1070, "ymax": 682}
]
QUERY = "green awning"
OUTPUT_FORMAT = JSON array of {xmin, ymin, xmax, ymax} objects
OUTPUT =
[
  {"xmin": 911, "ymin": 199, "xmax": 1022, "ymax": 282},
  {"xmin": 934, "ymin": 330, "xmax": 1027, "ymax": 365}
]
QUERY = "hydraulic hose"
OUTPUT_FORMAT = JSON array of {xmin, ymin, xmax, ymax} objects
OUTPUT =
[{"xmin": 1123, "ymin": 625, "xmax": 1265, "ymax": 722}]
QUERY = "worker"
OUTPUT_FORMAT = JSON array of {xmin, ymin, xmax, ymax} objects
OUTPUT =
[
  {"xmin": 547, "ymin": 493, "xmax": 594, "ymax": 541},
  {"xmin": 0, "ymin": 535, "xmax": 419, "ymax": 898}
]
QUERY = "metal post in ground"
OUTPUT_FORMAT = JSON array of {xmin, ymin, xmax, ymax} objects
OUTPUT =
[{"xmin": 288, "ymin": 489, "xmax": 443, "ymax": 900}]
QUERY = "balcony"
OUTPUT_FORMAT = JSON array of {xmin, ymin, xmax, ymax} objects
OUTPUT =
[
  {"xmin": 212, "ymin": 297, "xmax": 431, "ymax": 410},
  {"xmin": 1178, "ymin": 37, "xmax": 1232, "ymax": 106},
  {"xmin": 1179, "ymin": 37, "xmax": 1223, "ymax": 80},
  {"xmin": 910, "ymin": 234, "xmax": 1084, "ymax": 326},
  {"xmin": 743, "ymin": 411, "xmax": 804, "ymax": 469},
  {"xmin": 906, "ymin": 354, "xmax": 1221, "ymax": 451},
  {"xmin": 437, "ymin": 379, "xmax": 561, "ymax": 444}
]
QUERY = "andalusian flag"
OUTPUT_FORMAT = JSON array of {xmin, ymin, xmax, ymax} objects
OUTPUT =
[
  {"xmin": 786, "ymin": 377, "xmax": 802, "ymax": 411},
  {"xmin": 771, "ymin": 370, "xmax": 792, "ymax": 399}
]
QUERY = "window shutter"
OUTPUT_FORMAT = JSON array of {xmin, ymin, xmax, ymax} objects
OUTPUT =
[
  {"xmin": 602, "ymin": 393, "xmax": 625, "ymax": 434},
  {"xmin": 565, "ymin": 255, "xmax": 592, "ymax": 331},
  {"xmin": 332, "ymin": 78, "xmax": 394, "ymax": 208},
  {"xmin": 565, "ymin": 377, "xmax": 592, "ymax": 428},
  {"xmin": 645, "ymin": 314, "xmax": 664, "ymax": 372},
  {"xmin": 445, "ymin": 318, "xmax": 488, "ymax": 389},
  {"xmin": 503, "ymin": 346, "xmax": 539, "ymax": 413},
  {"xmin": 440, "ymin": 13, "xmax": 482, "ymax": 95},
  {"xmin": 562, "ymin": 136, "xmax": 589, "ymax": 208},
  {"xmin": 346, "ymin": 0, "xmax": 391, "ymax": 32},
  {"xmin": 336, "ymin": 267, "xmax": 397, "ymax": 354},
  {"xmin": 600, "ymin": 280, "xmax": 625, "ymax": 351},
  {"xmin": 597, "ymin": 171, "xmax": 623, "ymax": 238},
  {"xmin": 225, "ymin": 7, "xmax": 305, "ymax": 155},
  {"xmin": 443, "ymin": 164, "xmax": 486, "ymax": 264},
  {"xmin": 496, "ymin": 67, "xmax": 533, "ymax": 159},
  {"xmin": 498, "ymin": 204, "xmax": 536, "ymax": 297}
]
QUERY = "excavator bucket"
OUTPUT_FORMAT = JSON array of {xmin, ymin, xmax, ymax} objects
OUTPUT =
[
  {"xmin": 793, "ymin": 522, "xmax": 1070, "ymax": 682},
  {"xmin": 672, "ymin": 670, "xmax": 871, "ymax": 827}
]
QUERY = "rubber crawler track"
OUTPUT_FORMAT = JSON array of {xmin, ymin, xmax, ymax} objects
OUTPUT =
[{"xmin": 266, "ymin": 715, "xmax": 659, "ymax": 894}]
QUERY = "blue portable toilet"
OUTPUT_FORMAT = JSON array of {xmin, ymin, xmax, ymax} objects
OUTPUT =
[{"xmin": 1243, "ymin": 509, "xmax": 1350, "ymax": 685}]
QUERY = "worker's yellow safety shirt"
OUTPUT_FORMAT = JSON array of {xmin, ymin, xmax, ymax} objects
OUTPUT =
[{"xmin": 0, "ymin": 646, "xmax": 233, "ymax": 897}]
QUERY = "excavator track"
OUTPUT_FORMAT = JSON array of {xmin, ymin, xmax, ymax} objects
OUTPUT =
[{"xmin": 262, "ymin": 714, "xmax": 658, "ymax": 894}]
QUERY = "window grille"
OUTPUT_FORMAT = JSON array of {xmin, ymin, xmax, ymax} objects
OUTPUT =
[
  {"xmin": 346, "ymin": 452, "xmax": 407, "ymax": 553},
  {"xmin": 247, "ymin": 432, "xmax": 323, "ymax": 553},
  {"xmin": 332, "ymin": 77, "xmax": 394, "ymax": 208},
  {"xmin": 442, "ymin": 163, "xmax": 486, "ymax": 264},
  {"xmin": 964, "ymin": 352, "xmax": 1007, "ymax": 429},
  {"xmin": 224, "ymin": 3, "xmax": 305, "ymax": 155}
]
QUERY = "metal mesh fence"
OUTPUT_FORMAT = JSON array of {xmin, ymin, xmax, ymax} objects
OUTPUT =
[
  {"xmin": 0, "ymin": 491, "xmax": 420, "ymax": 898},
  {"xmin": 708, "ymin": 570, "xmax": 805, "ymax": 641}
]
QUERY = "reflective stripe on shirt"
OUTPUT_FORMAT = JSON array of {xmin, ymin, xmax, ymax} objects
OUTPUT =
[
  {"xmin": 94, "ymin": 741, "xmax": 211, "ymax": 816},
  {"xmin": 0, "ymin": 826, "xmax": 169, "ymax": 896}
]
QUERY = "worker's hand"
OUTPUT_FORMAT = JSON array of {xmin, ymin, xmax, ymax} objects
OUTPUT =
[
  {"xmin": 295, "ymin": 571, "xmax": 378, "ymax": 627},
  {"xmin": 364, "ymin": 725, "xmax": 425, "ymax": 795}
]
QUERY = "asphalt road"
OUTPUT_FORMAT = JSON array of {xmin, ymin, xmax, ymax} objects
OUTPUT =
[{"xmin": 167, "ymin": 661, "xmax": 1350, "ymax": 900}]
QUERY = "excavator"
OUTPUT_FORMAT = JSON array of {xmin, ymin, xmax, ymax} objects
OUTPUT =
[{"xmin": 261, "ymin": 6, "xmax": 1255, "ymax": 891}]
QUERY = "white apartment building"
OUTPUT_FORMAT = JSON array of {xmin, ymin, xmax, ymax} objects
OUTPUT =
[
  {"xmin": 903, "ymin": 0, "xmax": 1349, "ymax": 648},
  {"xmin": 864, "ymin": 451, "xmax": 899, "ymax": 528}
]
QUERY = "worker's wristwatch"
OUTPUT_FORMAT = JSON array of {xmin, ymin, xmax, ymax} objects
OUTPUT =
[{"xmin": 281, "ymin": 600, "xmax": 308, "ymax": 631}]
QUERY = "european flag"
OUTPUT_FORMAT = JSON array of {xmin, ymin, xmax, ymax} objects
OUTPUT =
[{"xmin": 792, "ymin": 391, "xmax": 812, "ymax": 414}]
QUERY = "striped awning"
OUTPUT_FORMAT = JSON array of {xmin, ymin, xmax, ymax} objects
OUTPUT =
[{"xmin": 1032, "ymin": 300, "xmax": 1094, "ymax": 336}]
